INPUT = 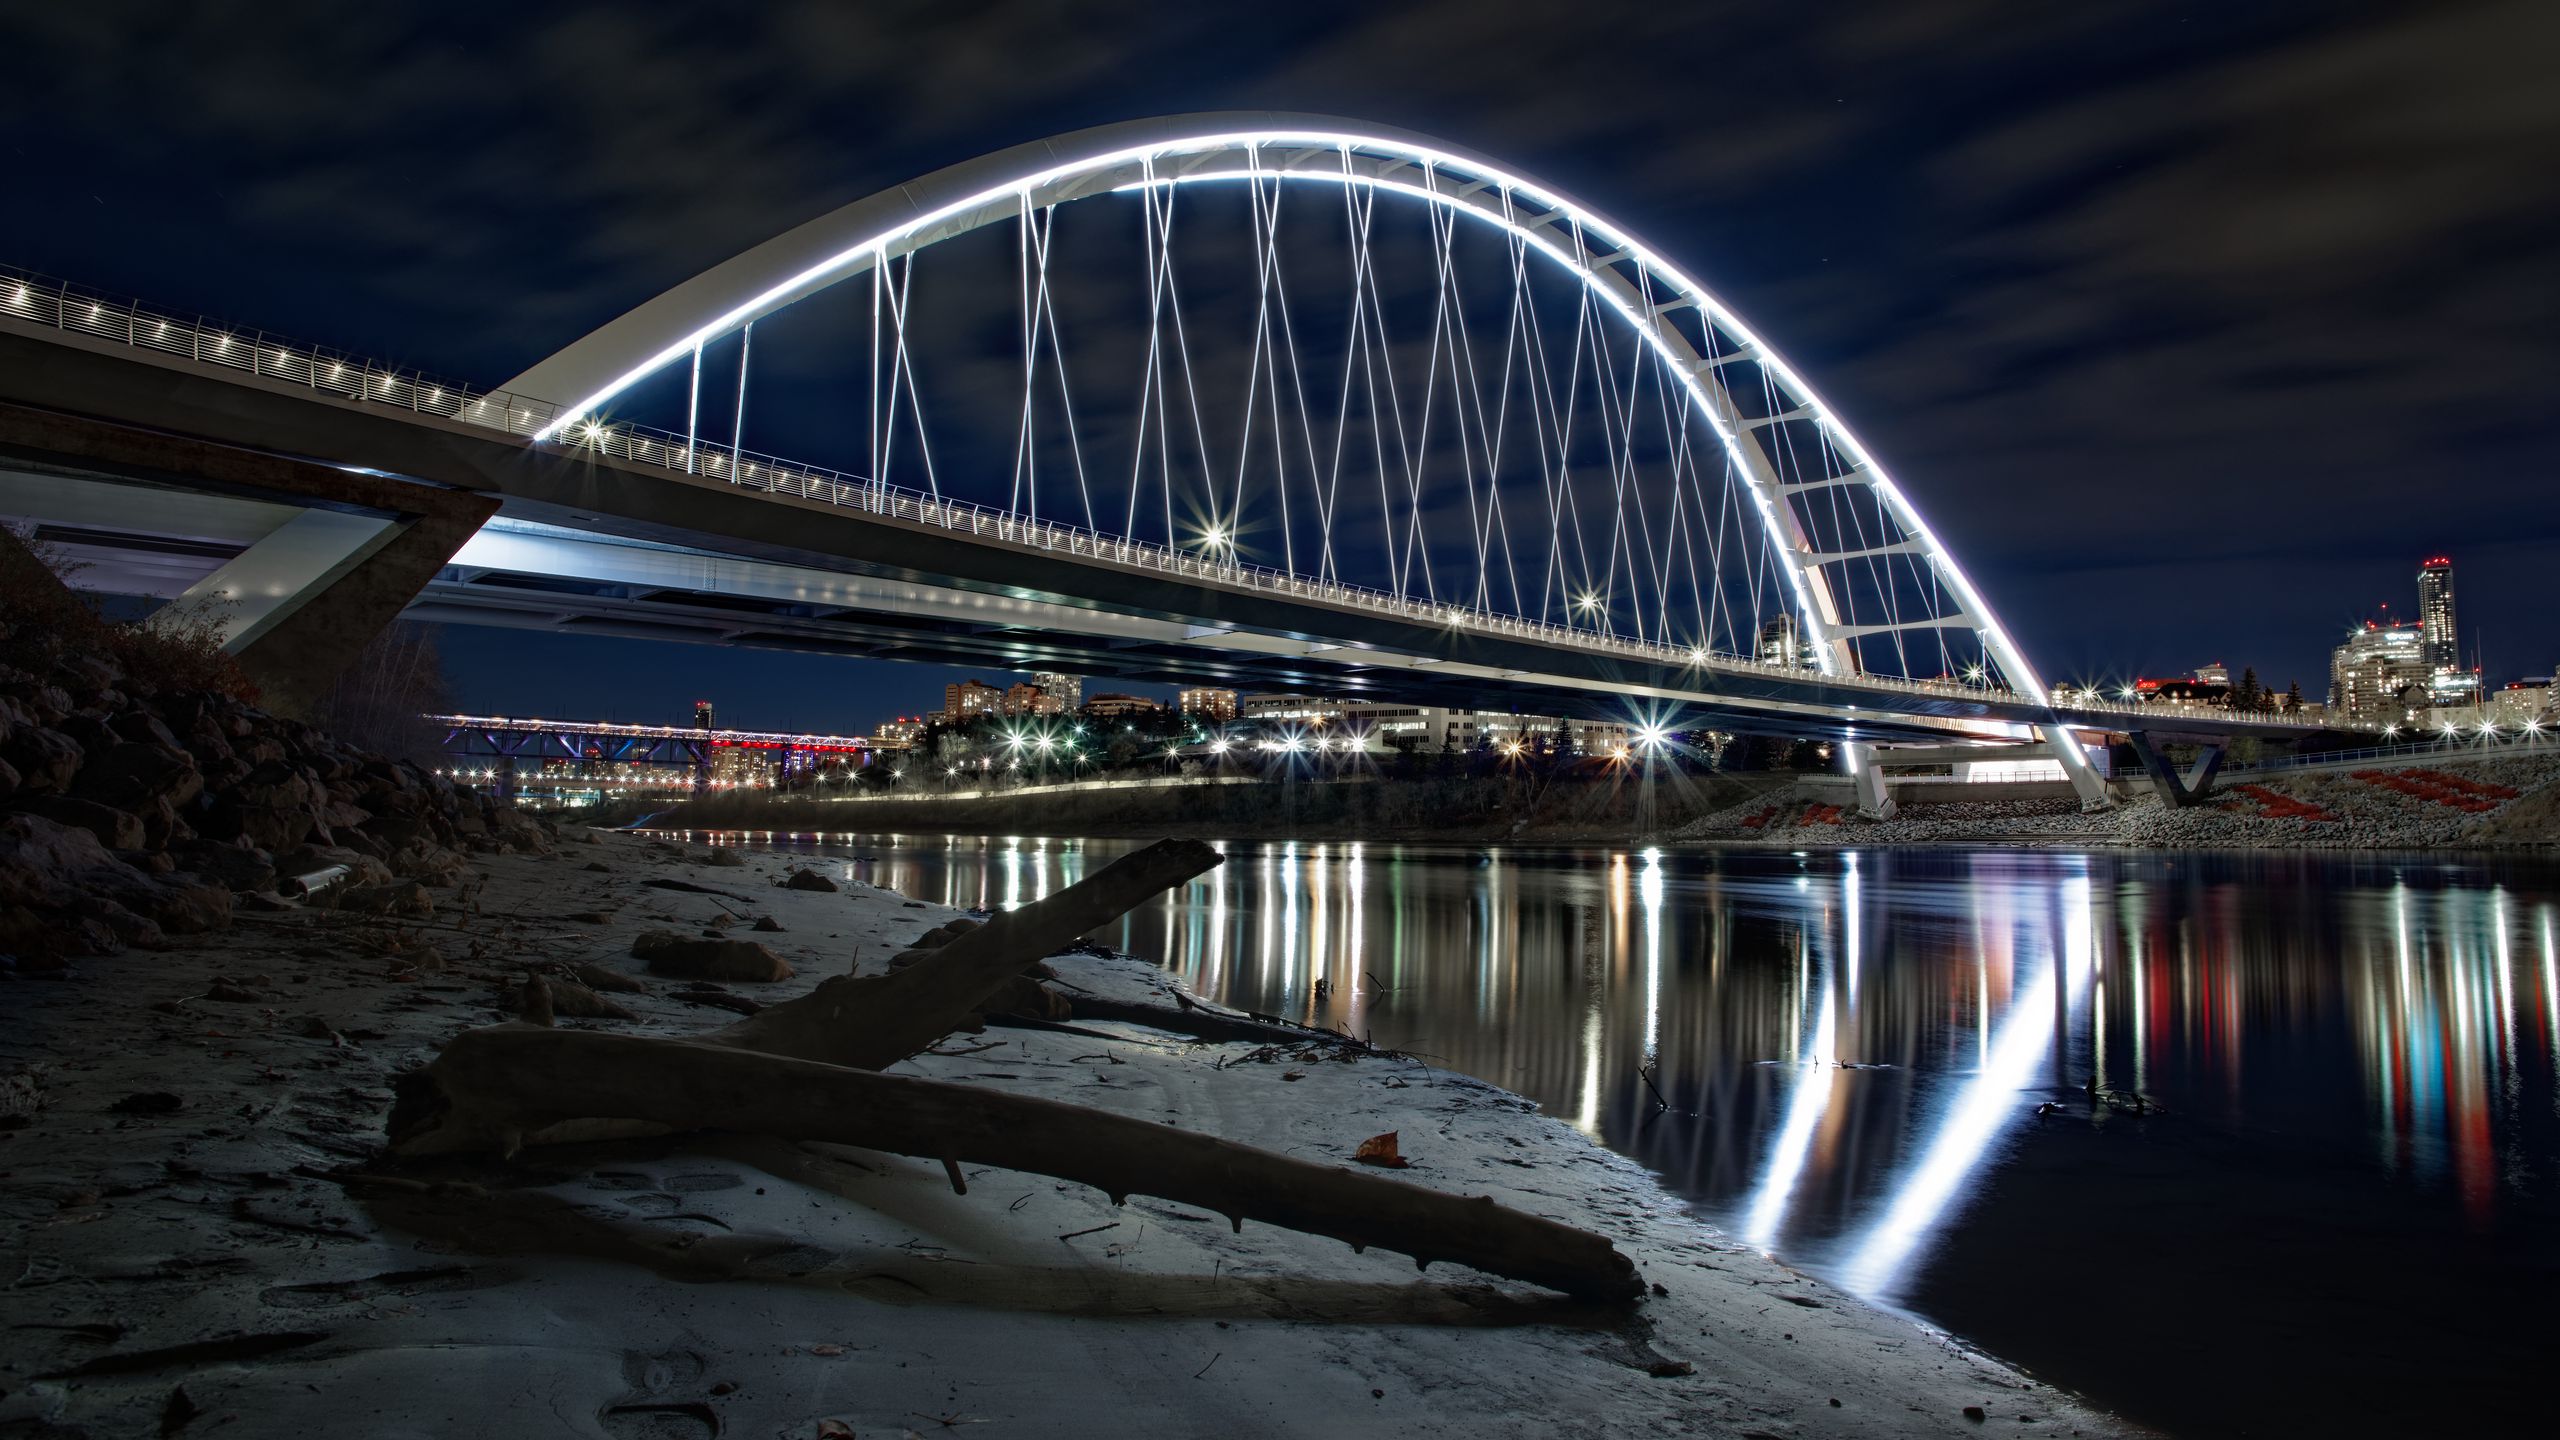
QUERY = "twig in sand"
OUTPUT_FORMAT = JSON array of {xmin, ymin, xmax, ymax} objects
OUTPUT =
[
  {"xmin": 1194, "ymin": 1351, "xmax": 1222, "ymax": 1379},
  {"xmin": 924, "ymin": 1040, "xmax": 1006, "ymax": 1058},
  {"xmin": 1057, "ymin": 1222, "xmax": 1121, "ymax": 1242}
]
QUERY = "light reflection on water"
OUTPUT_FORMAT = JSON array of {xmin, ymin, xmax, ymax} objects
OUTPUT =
[{"xmin": 714, "ymin": 830, "xmax": 2560, "ymax": 1434}]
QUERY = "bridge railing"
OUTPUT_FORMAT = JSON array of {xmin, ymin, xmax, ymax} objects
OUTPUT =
[
  {"xmin": 0, "ymin": 261, "xmax": 2351, "ymax": 734},
  {"xmin": 2222, "ymin": 728, "xmax": 2555, "ymax": 775}
]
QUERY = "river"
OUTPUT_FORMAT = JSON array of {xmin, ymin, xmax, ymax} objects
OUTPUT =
[{"xmin": 706, "ymin": 831, "xmax": 2560, "ymax": 1436}]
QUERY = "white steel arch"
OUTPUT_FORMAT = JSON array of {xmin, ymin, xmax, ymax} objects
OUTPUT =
[{"xmin": 508, "ymin": 112, "xmax": 2050, "ymax": 702}]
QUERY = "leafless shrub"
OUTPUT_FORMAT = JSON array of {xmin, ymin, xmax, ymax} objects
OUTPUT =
[{"xmin": 311, "ymin": 622, "xmax": 451, "ymax": 763}]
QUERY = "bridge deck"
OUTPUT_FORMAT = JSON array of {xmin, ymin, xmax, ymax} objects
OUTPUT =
[{"xmin": 0, "ymin": 275, "xmax": 2348, "ymax": 749}]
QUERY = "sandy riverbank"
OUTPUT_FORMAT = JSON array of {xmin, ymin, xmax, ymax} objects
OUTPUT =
[{"xmin": 0, "ymin": 832, "xmax": 2134, "ymax": 1438}]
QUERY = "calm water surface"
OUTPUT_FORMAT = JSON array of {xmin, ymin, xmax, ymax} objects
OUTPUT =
[{"xmin": 726, "ymin": 833, "xmax": 2560, "ymax": 1436}]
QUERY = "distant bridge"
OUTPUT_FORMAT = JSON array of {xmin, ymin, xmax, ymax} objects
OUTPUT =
[
  {"xmin": 434, "ymin": 713, "xmax": 882, "ymax": 796},
  {"xmin": 0, "ymin": 114, "xmax": 2353, "ymax": 815}
]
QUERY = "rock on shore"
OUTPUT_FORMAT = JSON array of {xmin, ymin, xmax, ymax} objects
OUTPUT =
[{"xmin": 0, "ymin": 626, "xmax": 547, "ymax": 973}]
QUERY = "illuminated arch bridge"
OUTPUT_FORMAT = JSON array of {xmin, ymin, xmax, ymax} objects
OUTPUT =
[{"xmin": 0, "ymin": 114, "xmax": 2334, "ymax": 811}]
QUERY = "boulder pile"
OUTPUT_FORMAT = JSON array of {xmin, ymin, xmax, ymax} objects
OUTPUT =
[{"xmin": 0, "ymin": 539, "xmax": 549, "ymax": 970}]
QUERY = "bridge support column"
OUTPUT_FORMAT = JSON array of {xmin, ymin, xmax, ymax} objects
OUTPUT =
[
  {"xmin": 2039, "ymin": 723, "xmax": 2115, "ymax": 812},
  {"xmin": 0, "ymin": 401, "xmax": 497, "ymax": 720},
  {"xmin": 2125, "ymin": 732, "xmax": 2226, "ymax": 808},
  {"xmin": 1846, "ymin": 743, "xmax": 1896, "ymax": 820},
  {"xmin": 191, "ymin": 506, "xmax": 490, "ymax": 720},
  {"xmin": 177, "ymin": 509, "xmax": 399, "ymax": 645}
]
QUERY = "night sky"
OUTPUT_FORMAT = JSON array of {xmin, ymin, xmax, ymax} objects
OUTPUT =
[{"xmin": 8, "ymin": 2, "xmax": 2554, "ymax": 733}]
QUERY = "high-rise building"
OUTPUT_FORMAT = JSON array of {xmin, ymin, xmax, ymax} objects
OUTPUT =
[
  {"xmin": 943, "ymin": 679, "xmax": 1006, "ymax": 722},
  {"xmin": 2417, "ymin": 557, "xmax": 2457, "ymax": 672},
  {"xmin": 2328, "ymin": 622, "xmax": 2429, "ymax": 724},
  {"xmin": 1177, "ymin": 687, "xmax": 1239, "ymax": 723},
  {"xmin": 1755, "ymin": 615, "xmax": 1816, "ymax": 669},
  {"xmin": 1031, "ymin": 671, "xmax": 1082, "ymax": 712},
  {"xmin": 1002, "ymin": 682, "xmax": 1061, "ymax": 717},
  {"xmin": 693, "ymin": 699, "xmax": 715, "ymax": 730}
]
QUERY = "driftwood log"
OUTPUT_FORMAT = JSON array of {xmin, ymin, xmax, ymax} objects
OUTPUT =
[
  {"xmin": 390, "ymin": 1026, "xmax": 1640, "ymax": 1301},
  {"xmin": 702, "ymin": 838, "xmax": 1225, "ymax": 1067},
  {"xmin": 386, "ymin": 838, "xmax": 1643, "ymax": 1302}
]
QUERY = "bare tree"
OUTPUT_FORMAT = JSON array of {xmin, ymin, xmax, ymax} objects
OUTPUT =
[{"xmin": 311, "ymin": 622, "xmax": 452, "ymax": 763}]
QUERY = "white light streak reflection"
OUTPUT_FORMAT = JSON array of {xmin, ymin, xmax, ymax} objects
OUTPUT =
[
  {"xmin": 1742, "ymin": 970, "xmax": 1836, "ymax": 1249},
  {"xmin": 1835, "ymin": 870, "xmax": 2091, "ymax": 1297},
  {"xmin": 1640, "ymin": 849, "xmax": 1665, "ymax": 1061}
]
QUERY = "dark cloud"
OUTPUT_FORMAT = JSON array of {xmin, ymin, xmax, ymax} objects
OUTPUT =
[{"xmin": 4, "ymin": 0, "xmax": 2552, "ymax": 723}]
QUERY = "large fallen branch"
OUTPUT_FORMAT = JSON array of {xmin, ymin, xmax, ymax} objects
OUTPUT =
[
  {"xmin": 382, "ymin": 836, "xmax": 1641, "ymax": 1302},
  {"xmin": 389, "ymin": 1025, "xmax": 1642, "ymax": 1302},
  {"xmin": 706, "ymin": 838, "xmax": 1222, "ymax": 1068}
]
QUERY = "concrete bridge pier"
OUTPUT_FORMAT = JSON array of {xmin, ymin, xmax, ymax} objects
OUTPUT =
[
  {"xmin": 0, "ymin": 403, "xmax": 497, "ymax": 719},
  {"xmin": 2042, "ymin": 723, "xmax": 2116, "ymax": 812},
  {"xmin": 1847, "ymin": 743, "xmax": 1898, "ymax": 820},
  {"xmin": 2125, "ymin": 731, "xmax": 2228, "ymax": 808}
]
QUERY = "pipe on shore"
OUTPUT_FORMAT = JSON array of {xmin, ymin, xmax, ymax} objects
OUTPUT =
[{"xmin": 279, "ymin": 864, "xmax": 352, "ymax": 900}]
